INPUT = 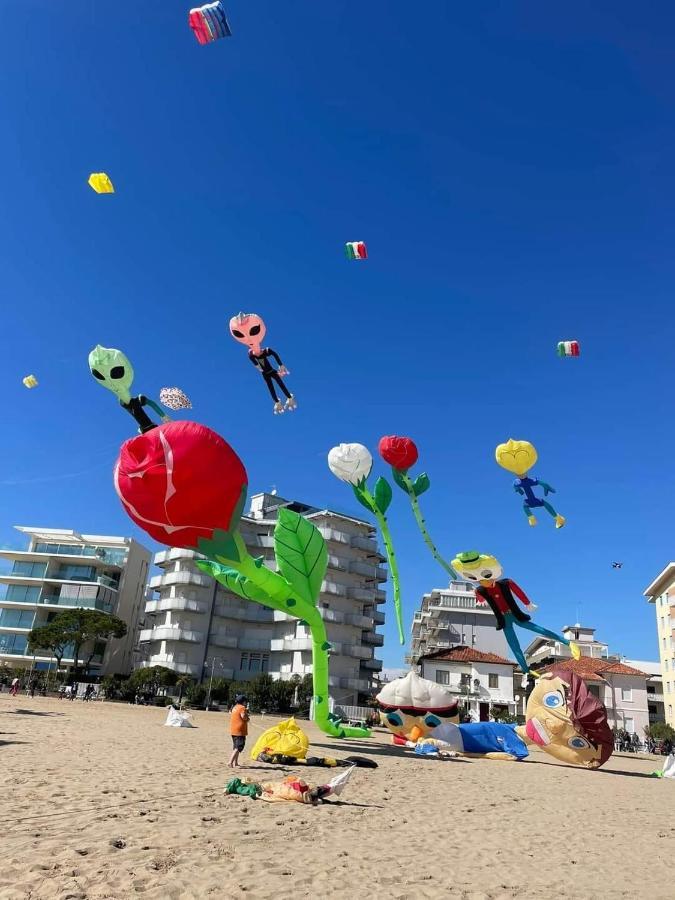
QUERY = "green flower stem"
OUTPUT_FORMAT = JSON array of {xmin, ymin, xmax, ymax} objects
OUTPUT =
[
  {"xmin": 399, "ymin": 473, "xmax": 457, "ymax": 580},
  {"xmin": 359, "ymin": 487, "xmax": 405, "ymax": 645},
  {"xmin": 209, "ymin": 534, "xmax": 370, "ymax": 739}
]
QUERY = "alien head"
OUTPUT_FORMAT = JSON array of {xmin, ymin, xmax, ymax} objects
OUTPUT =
[
  {"xmin": 451, "ymin": 550, "xmax": 503, "ymax": 585},
  {"xmin": 229, "ymin": 312, "xmax": 266, "ymax": 355},
  {"xmin": 88, "ymin": 345, "xmax": 134, "ymax": 404}
]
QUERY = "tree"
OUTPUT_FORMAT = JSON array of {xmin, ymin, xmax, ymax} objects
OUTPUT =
[
  {"xmin": 127, "ymin": 666, "xmax": 177, "ymax": 698},
  {"xmin": 645, "ymin": 722, "xmax": 675, "ymax": 742},
  {"xmin": 208, "ymin": 677, "xmax": 231, "ymax": 704},
  {"xmin": 248, "ymin": 673, "xmax": 275, "ymax": 712},
  {"xmin": 29, "ymin": 609, "xmax": 127, "ymax": 677},
  {"xmin": 27, "ymin": 622, "xmax": 70, "ymax": 670},
  {"xmin": 294, "ymin": 674, "xmax": 314, "ymax": 716},
  {"xmin": 175, "ymin": 674, "xmax": 194, "ymax": 705},
  {"xmin": 269, "ymin": 678, "xmax": 295, "ymax": 713}
]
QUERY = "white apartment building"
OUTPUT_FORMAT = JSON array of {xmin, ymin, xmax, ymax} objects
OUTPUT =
[
  {"xmin": 0, "ymin": 527, "xmax": 151, "ymax": 676},
  {"xmin": 418, "ymin": 646, "xmax": 519, "ymax": 721},
  {"xmin": 408, "ymin": 580, "xmax": 512, "ymax": 664},
  {"xmin": 624, "ymin": 659, "xmax": 664, "ymax": 726},
  {"xmin": 139, "ymin": 493, "xmax": 386, "ymax": 706},
  {"xmin": 525, "ymin": 624, "xmax": 649, "ymax": 736},
  {"xmin": 643, "ymin": 564, "xmax": 675, "ymax": 728}
]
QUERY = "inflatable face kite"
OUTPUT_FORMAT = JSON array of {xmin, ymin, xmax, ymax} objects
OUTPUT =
[
  {"xmin": 229, "ymin": 313, "xmax": 297, "ymax": 415},
  {"xmin": 88, "ymin": 345, "xmax": 170, "ymax": 435},
  {"xmin": 516, "ymin": 667, "xmax": 614, "ymax": 769},
  {"xmin": 495, "ymin": 439, "xmax": 566, "ymax": 529},
  {"xmin": 376, "ymin": 671, "xmax": 459, "ymax": 741}
]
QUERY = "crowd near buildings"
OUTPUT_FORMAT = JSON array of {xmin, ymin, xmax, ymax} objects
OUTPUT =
[{"xmin": 1, "ymin": 511, "xmax": 673, "ymax": 738}]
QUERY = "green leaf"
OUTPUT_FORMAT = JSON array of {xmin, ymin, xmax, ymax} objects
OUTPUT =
[
  {"xmin": 351, "ymin": 482, "xmax": 374, "ymax": 513},
  {"xmin": 413, "ymin": 472, "xmax": 431, "ymax": 496},
  {"xmin": 274, "ymin": 508, "xmax": 327, "ymax": 607},
  {"xmin": 197, "ymin": 528, "xmax": 242, "ymax": 564},
  {"xmin": 194, "ymin": 560, "xmax": 269, "ymax": 603},
  {"xmin": 391, "ymin": 468, "xmax": 410, "ymax": 493},
  {"xmin": 374, "ymin": 476, "xmax": 393, "ymax": 514}
]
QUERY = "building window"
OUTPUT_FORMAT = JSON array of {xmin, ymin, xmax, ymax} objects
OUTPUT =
[
  {"xmin": 621, "ymin": 688, "xmax": 632, "ymax": 702},
  {"xmin": 624, "ymin": 717, "xmax": 634, "ymax": 734},
  {"xmin": 488, "ymin": 673, "xmax": 499, "ymax": 689},
  {"xmin": 0, "ymin": 609, "xmax": 35, "ymax": 629},
  {"xmin": 669, "ymin": 705, "xmax": 673, "ymax": 718},
  {"xmin": 647, "ymin": 685, "xmax": 655, "ymax": 694},
  {"xmin": 0, "ymin": 633, "xmax": 28, "ymax": 655},
  {"xmin": 5, "ymin": 585, "xmax": 41, "ymax": 603},
  {"xmin": 666, "ymin": 660, "xmax": 670, "ymax": 672},
  {"xmin": 588, "ymin": 684, "xmax": 601, "ymax": 699},
  {"xmin": 11, "ymin": 561, "xmax": 47, "ymax": 578},
  {"xmin": 240, "ymin": 652, "xmax": 269, "ymax": 673},
  {"xmin": 435, "ymin": 670, "xmax": 449, "ymax": 685}
]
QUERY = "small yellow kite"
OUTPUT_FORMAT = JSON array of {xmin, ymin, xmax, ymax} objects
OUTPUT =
[{"xmin": 88, "ymin": 173, "xmax": 114, "ymax": 194}]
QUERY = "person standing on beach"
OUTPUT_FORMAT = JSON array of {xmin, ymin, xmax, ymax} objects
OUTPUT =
[
  {"xmin": 10, "ymin": 677, "xmax": 20, "ymax": 696},
  {"xmin": 228, "ymin": 694, "xmax": 250, "ymax": 768}
]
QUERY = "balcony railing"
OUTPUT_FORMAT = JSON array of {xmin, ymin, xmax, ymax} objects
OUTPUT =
[
  {"xmin": 270, "ymin": 638, "xmax": 313, "ymax": 652},
  {"xmin": 362, "ymin": 631, "xmax": 384, "ymax": 646},
  {"xmin": 145, "ymin": 598, "xmax": 208, "ymax": 615},
  {"xmin": 139, "ymin": 626, "xmax": 203, "ymax": 643},
  {"xmin": 140, "ymin": 657, "xmax": 201, "ymax": 676},
  {"xmin": 373, "ymin": 610, "xmax": 385, "ymax": 625},
  {"xmin": 351, "ymin": 535, "xmax": 379, "ymax": 556},
  {"xmin": 209, "ymin": 634, "xmax": 238, "ymax": 649},
  {"xmin": 361, "ymin": 658, "xmax": 383, "ymax": 671},
  {"xmin": 318, "ymin": 527, "xmax": 350, "ymax": 546},
  {"xmin": 149, "ymin": 572, "xmax": 211, "ymax": 589}
]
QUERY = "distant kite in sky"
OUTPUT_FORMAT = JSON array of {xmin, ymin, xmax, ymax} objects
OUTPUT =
[
  {"xmin": 189, "ymin": 1, "xmax": 231, "ymax": 44},
  {"xmin": 159, "ymin": 387, "xmax": 192, "ymax": 410},
  {"xmin": 88, "ymin": 173, "xmax": 114, "ymax": 194},
  {"xmin": 557, "ymin": 340, "xmax": 580, "ymax": 358},
  {"xmin": 229, "ymin": 313, "xmax": 297, "ymax": 415},
  {"xmin": 22, "ymin": 375, "xmax": 38, "ymax": 389},
  {"xmin": 495, "ymin": 439, "xmax": 566, "ymax": 529},
  {"xmin": 612, "ymin": 562, "xmax": 623, "ymax": 569},
  {"xmin": 345, "ymin": 241, "xmax": 367, "ymax": 260}
]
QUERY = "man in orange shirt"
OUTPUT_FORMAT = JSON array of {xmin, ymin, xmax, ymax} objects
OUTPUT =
[{"xmin": 229, "ymin": 694, "xmax": 250, "ymax": 767}]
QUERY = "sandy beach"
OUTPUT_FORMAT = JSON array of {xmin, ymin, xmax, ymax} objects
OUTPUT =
[{"xmin": 1, "ymin": 694, "xmax": 673, "ymax": 900}]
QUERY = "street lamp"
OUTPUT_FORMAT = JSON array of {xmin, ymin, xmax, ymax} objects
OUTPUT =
[{"xmin": 204, "ymin": 656, "xmax": 224, "ymax": 711}]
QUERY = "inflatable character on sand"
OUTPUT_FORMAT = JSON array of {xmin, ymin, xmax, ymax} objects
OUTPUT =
[{"xmin": 378, "ymin": 668, "xmax": 614, "ymax": 769}]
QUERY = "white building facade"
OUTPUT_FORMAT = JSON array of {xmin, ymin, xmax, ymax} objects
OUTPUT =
[
  {"xmin": 0, "ymin": 527, "xmax": 151, "ymax": 676},
  {"xmin": 408, "ymin": 581, "xmax": 512, "ymax": 664},
  {"xmin": 418, "ymin": 646, "xmax": 519, "ymax": 721},
  {"xmin": 624, "ymin": 659, "xmax": 664, "ymax": 726},
  {"xmin": 643, "ymin": 564, "xmax": 675, "ymax": 728},
  {"xmin": 139, "ymin": 493, "xmax": 386, "ymax": 706}
]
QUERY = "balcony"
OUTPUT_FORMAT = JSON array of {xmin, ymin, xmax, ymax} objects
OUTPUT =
[
  {"xmin": 140, "ymin": 657, "xmax": 201, "ymax": 676},
  {"xmin": 326, "ymin": 554, "xmax": 350, "ymax": 573},
  {"xmin": 318, "ymin": 527, "xmax": 350, "ymax": 546},
  {"xmin": 237, "ymin": 637, "xmax": 273, "ymax": 651},
  {"xmin": 332, "ymin": 643, "xmax": 371, "ymax": 660},
  {"xmin": 270, "ymin": 638, "xmax": 313, "ymax": 652},
  {"xmin": 350, "ymin": 560, "xmax": 377, "ymax": 578},
  {"xmin": 348, "ymin": 587, "xmax": 375, "ymax": 603},
  {"xmin": 362, "ymin": 631, "xmax": 384, "ymax": 646},
  {"xmin": 320, "ymin": 580, "xmax": 348, "ymax": 597},
  {"xmin": 139, "ymin": 626, "xmax": 203, "ymax": 643},
  {"xmin": 39, "ymin": 594, "xmax": 115, "ymax": 612},
  {"xmin": 376, "ymin": 566, "xmax": 387, "ymax": 582},
  {"xmin": 374, "ymin": 590, "xmax": 387, "ymax": 604},
  {"xmin": 145, "ymin": 598, "xmax": 207, "ymax": 615},
  {"xmin": 351, "ymin": 535, "xmax": 379, "ymax": 556},
  {"xmin": 346, "ymin": 677, "xmax": 372, "ymax": 691},
  {"xmin": 361, "ymin": 658, "xmax": 383, "ymax": 671},
  {"xmin": 154, "ymin": 548, "xmax": 204, "ymax": 566},
  {"xmin": 647, "ymin": 692, "xmax": 664, "ymax": 704},
  {"xmin": 373, "ymin": 610, "xmax": 385, "ymax": 626},
  {"xmin": 149, "ymin": 571, "xmax": 211, "ymax": 590},
  {"xmin": 320, "ymin": 608, "xmax": 345, "ymax": 625},
  {"xmin": 209, "ymin": 634, "xmax": 238, "ymax": 649},
  {"xmin": 345, "ymin": 613, "xmax": 374, "ymax": 629},
  {"xmin": 214, "ymin": 604, "xmax": 273, "ymax": 623}
]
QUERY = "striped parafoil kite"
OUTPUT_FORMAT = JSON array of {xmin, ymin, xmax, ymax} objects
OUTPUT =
[
  {"xmin": 557, "ymin": 340, "xmax": 580, "ymax": 357},
  {"xmin": 345, "ymin": 241, "xmax": 367, "ymax": 260},
  {"xmin": 88, "ymin": 173, "xmax": 114, "ymax": 194},
  {"xmin": 189, "ymin": 1, "xmax": 231, "ymax": 44}
]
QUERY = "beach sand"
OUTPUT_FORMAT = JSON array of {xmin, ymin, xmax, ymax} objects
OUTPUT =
[{"xmin": 1, "ymin": 694, "xmax": 673, "ymax": 900}]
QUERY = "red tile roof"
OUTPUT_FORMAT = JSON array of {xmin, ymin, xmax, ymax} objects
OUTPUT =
[
  {"xmin": 540, "ymin": 657, "xmax": 647, "ymax": 680},
  {"xmin": 419, "ymin": 646, "xmax": 518, "ymax": 667}
]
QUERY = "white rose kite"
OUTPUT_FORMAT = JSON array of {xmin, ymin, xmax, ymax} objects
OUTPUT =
[{"xmin": 327, "ymin": 443, "xmax": 373, "ymax": 485}]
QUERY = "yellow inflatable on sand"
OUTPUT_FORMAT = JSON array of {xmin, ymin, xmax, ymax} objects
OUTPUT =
[{"xmin": 250, "ymin": 717, "xmax": 310, "ymax": 761}]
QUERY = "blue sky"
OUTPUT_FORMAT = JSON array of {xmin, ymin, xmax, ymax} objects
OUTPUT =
[{"xmin": 1, "ymin": 1, "xmax": 675, "ymax": 666}]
